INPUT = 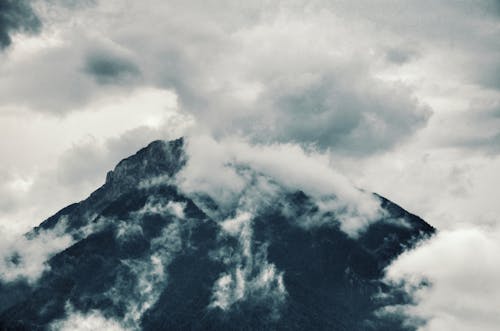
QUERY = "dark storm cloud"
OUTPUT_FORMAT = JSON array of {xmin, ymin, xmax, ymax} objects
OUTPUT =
[
  {"xmin": 0, "ymin": 0, "xmax": 41, "ymax": 49},
  {"xmin": 263, "ymin": 71, "xmax": 431, "ymax": 154},
  {"xmin": 84, "ymin": 51, "xmax": 141, "ymax": 85}
]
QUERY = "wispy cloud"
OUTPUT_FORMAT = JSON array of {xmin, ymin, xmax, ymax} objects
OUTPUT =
[
  {"xmin": 209, "ymin": 211, "xmax": 286, "ymax": 317},
  {"xmin": 0, "ymin": 218, "xmax": 73, "ymax": 283},
  {"xmin": 177, "ymin": 135, "xmax": 383, "ymax": 237},
  {"xmin": 50, "ymin": 302, "xmax": 126, "ymax": 331},
  {"xmin": 103, "ymin": 197, "xmax": 187, "ymax": 329}
]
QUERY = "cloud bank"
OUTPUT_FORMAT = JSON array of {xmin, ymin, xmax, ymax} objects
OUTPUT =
[
  {"xmin": 176, "ymin": 135, "xmax": 383, "ymax": 237},
  {"xmin": 384, "ymin": 225, "xmax": 500, "ymax": 331}
]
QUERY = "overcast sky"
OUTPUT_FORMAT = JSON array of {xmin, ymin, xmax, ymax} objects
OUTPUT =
[{"xmin": 0, "ymin": 1, "xmax": 499, "ymax": 330}]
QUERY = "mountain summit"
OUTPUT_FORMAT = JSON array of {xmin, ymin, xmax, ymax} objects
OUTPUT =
[{"xmin": 0, "ymin": 138, "xmax": 434, "ymax": 331}]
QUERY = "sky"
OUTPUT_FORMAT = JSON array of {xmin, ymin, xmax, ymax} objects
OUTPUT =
[{"xmin": 0, "ymin": 1, "xmax": 499, "ymax": 330}]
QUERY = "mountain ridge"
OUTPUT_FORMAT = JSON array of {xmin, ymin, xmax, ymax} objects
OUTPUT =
[{"xmin": 0, "ymin": 137, "xmax": 434, "ymax": 331}]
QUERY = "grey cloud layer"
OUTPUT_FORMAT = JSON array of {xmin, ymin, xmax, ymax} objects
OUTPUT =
[
  {"xmin": 84, "ymin": 49, "xmax": 141, "ymax": 85},
  {"xmin": 0, "ymin": 0, "xmax": 438, "ymax": 153},
  {"xmin": 2, "ymin": 0, "xmax": 498, "ymax": 155},
  {"xmin": 0, "ymin": 0, "xmax": 41, "ymax": 49},
  {"xmin": 2, "ymin": 0, "xmax": 498, "ymax": 128}
]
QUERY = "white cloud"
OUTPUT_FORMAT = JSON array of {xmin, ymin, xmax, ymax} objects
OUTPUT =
[
  {"xmin": 175, "ymin": 135, "xmax": 247, "ymax": 211},
  {"xmin": 210, "ymin": 211, "xmax": 287, "ymax": 316},
  {"xmin": 104, "ymin": 197, "xmax": 186, "ymax": 329},
  {"xmin": 0, "ymin": 218, "xmax": 73, "ymax": 283},
  {"xmin": 384, "ymin": 225, "xmax": 500, "ymax": 331},
  {"xmin": 220, "ymin": 211, "xmax": 252, "ymax": 237},
  {"xmin": 50, "ymin": 303, "xmax": 127, "ymax": 331},
  {"xmin": 0, "ymin": 89, "xmax": 192, "ymax": 233},
  {"xmin": 0, "ymin": 212, "xmax": 114, "ymax": 284},
  {"xmin": 177, "ymin": 135, "xmax": 383, "ymax": 237},
  {"xmin": 134, "ymin": 198, "xmax": 186, "ymax": 220},
  {"xmin": 340, "ymin": 145, "xmax": 500, "ymax": 231}
]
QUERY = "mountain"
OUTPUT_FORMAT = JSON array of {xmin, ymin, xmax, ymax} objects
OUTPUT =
[{"xmin": 0, "ymin": 138, "xmax": 434, "ymax": 331}]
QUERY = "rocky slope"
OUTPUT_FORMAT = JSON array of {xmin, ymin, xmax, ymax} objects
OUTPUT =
[{"xmin": 0, "ymin": 138, "xmax": 434, "ymax": 331}]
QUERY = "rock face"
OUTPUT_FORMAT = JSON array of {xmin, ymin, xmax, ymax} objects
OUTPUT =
[{"xmin": 0, "ymin": 138, "xmax": 434, "ymax": 331}]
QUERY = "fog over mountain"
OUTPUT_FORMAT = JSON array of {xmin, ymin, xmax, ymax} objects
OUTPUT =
[
  {"xmin": 0, "ymin": 137, "xmax": 435, "ymax": 330},
  {"xmin": 1, "ymin": 1, "xmax": 499, "ymax": 330}
]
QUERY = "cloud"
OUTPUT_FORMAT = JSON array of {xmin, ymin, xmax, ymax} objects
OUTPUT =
[
  {"xmin": 0, "ymin": 209, "xmax": 113, "ymax": 284},
  {"xmin": 0, "ymin": 0, "xmax": 495, "ymax": 237},
  {"xmin": 83, "ymin": 49, "xmax": 140, "ymax": 85},
  {"xmin": 0, "ymin": 94, "xmax": 192, "ymax": 233},
  {"xmin": 0, "ymin": 0, "xmax": 436, "ymax": 152},
  {"xmin": 177, "ymin": 135, "xmax": 383, "ymax": 237},
  {"xmin": 0, "ymin": 2, "xmax": 499, "ymax": 328},
  {"xmin": 440, "ymin": 99, "xmax": 500, "ymax": 155},
  {"xmin": 210, "ymin": 211, "xmax": 287, "ymax": 317},
  {"xmin": 0, "ymin": 31, "xmax": 145, "ymax": 113},
  {"xmin": 103, "ymin": 197, "xmax": 186, "ymax": 329},
  {"xmin": 175, "ymin": 135, "xmax": 247, "ymax": 211},
  {"xmin": 50, "ymin": 303, "xmax": 126, "ymax": 331},
  {"xmin": 0, "ymin": 168, "xmax": 31, "ymax": 215},
  {"xmin": 383, "ymin": 225, "xmax": 500, "ymax": 331},
  {"xmin": 149, "ymin": 5, "xmax": 432, "ymax": 155},
  {"xmin": 0, "ymin": 218, "xmax": 73, "ymax": 283},
  {"xmin": 254, "ymin": 67, "xmax": 431, "ymax": 154},
  {"xmin": 0, "ymin": 0, "xmax": 497, "ymax": 156},
  {"xmin": 385, "ymin": 47, "xmax": 419, "ymax": 65},
  {"xmin": 0, "ymin": 0, "xmax": 41, "ymax": 49}
]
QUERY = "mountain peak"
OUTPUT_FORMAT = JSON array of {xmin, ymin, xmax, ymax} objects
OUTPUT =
[
  {"xmin": 37, "ymin": 138, "xmax": 185, "ymax": 232},
  {"xmin": 104, "ymin": 137, "xmax": 184, "ymax": 189},
  {"xmin": 1, "ymin": 138, "xmax": 435, "ymax": 331}
]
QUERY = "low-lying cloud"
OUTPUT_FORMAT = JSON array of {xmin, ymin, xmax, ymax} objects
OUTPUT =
[
  {"xmin": 103, "ymin": 197, "xmax": 187, "ymax": 330},
  {"xmin": 177, "ymin": 135, "xmax": 383, "ymax": 237},
  {"xmin": 0, "ymin": 219, "xmax": 73, "ymax": 283},
  {"xmin": 50, "ymin": 303, "xmax": 126, "ymax": 331},
  {"xmin": 383, "ymin": 225, "xmax": 500, "ymax": 331},
  {"xmin": 210, "ymin": 211, "xmax": 287, "ymax": 317}
]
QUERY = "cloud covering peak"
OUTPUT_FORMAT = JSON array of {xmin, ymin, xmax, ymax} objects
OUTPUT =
[{"xmin": 0, "ymin": 1, "xmax": 499, "ymax": 330}]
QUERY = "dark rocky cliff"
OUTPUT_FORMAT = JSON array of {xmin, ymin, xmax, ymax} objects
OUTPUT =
[{"xmin": 0, "ymin": 138, "xmax": 434, "ymax": 331}]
